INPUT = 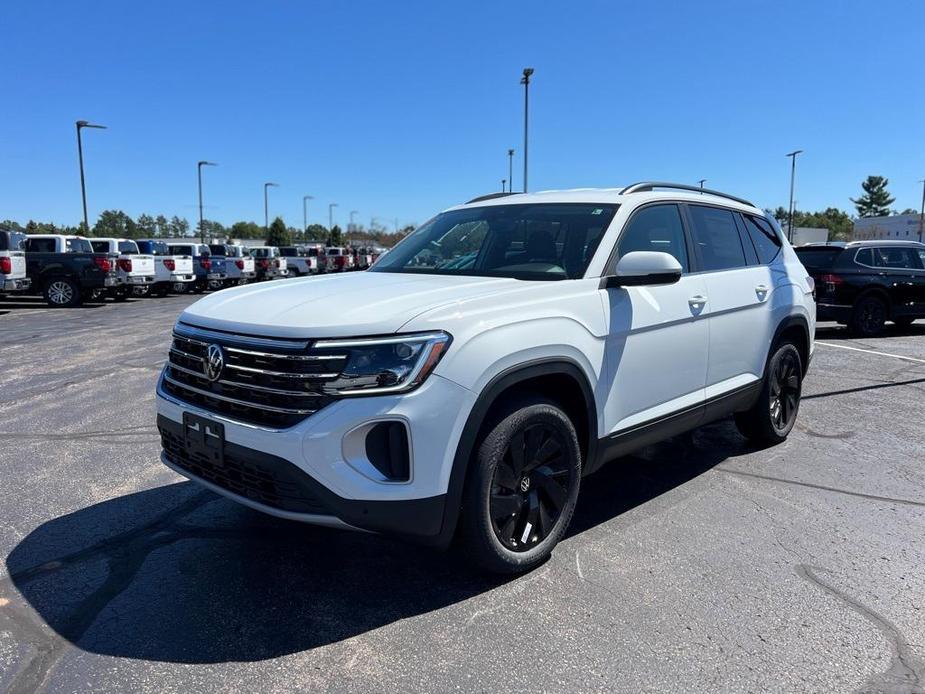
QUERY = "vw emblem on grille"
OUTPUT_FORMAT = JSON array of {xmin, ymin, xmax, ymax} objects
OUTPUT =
[{"xmin": 204, "ymin": 344, "xmax": 225, "ymax": 382}]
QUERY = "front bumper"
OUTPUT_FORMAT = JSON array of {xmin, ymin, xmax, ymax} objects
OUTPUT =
[
  {"xmin": 155, "ymin": 371, "xmax": 477, "ymax": 539},
  {"xmin": 1, "ymin": 277, "xmax": 31, "ymax": 292}
]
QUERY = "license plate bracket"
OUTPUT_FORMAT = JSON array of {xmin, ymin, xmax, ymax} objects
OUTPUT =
[{"xmin": 183, "ymin": 413, "xmax": 225, "ymax": 465}]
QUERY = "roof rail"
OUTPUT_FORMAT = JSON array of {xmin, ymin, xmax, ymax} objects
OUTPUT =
[
  {"xmin": 619, "ymin": 182, "xmax": 755, "ymax": 208},
  {"xmin": 465, "ymin": 192, "xmax": 519, "ymax": 204}
]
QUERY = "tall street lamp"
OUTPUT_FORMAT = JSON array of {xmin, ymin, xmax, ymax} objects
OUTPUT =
[
  {"xmin": 786, "ymin": 150, "xmax": 803, "ymax": 243},
  {"xmin": 75, "ymin": 120, "xmax": 107, "ymax": 233},
  {"xmin": 349, "ymin": 210, "xmax": 358, "ymax": 231},
  {"xmin": 502, "ymin": 179, "xmax": 506, "ymax": 192},
  {"xmin": 303, "ymin": 195, "xmax": 314, "ymax": 235},
  {"xmin": 329, "ymin": 203, "xmax": 338, "ymax": 231},
  {"xmin": 698, "ymin": 179, "xmax": 706, "ymax": 191},
  {"xmin": 919, "ymin": 179, "xmax": 924, "ymax": 243},
  {"xmin": 520, "ymin": 68, "xmax": 534, "ymax": 193},
  {"xmin": 197, "ymin": 161, "xmax": 217, "ymax": 242},
  {"xmin": 507, "ymin": 148, "xmax": 515, "ymax": 192},
  {"xmin": 264, "ymin": 182, "xmax": 279, "ymax": 232}
]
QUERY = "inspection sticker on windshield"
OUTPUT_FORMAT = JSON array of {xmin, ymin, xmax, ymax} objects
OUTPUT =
[{"xmin": 591, "ymin": 208, "xmax": 604, "ymax": 215}]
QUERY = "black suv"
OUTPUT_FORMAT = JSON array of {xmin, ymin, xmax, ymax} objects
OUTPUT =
[{"xmin": 796, "ymin": 241, "xmax": 925, "ymax": 336}]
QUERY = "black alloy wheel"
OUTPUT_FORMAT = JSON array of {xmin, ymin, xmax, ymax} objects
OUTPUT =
[
  {"xmin": 490, "ymin": 422, "xmax": 571, "ymax": 551},
  {"xmin": 850, "ymin": 296, "xmax": 886, "ymax": 336},
  {"xmin": 769, "ymin": 349, "xmax": 801, "ymax": 434}
]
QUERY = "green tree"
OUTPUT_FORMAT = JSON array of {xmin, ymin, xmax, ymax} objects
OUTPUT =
[
  {"xmin": 265, "ymin": 216, "xmax": 291, "ymax": 247},
  {"xmin": 900, "ymin": 208, "xmax": 918, "ymax": 215},
  {"xmin": 327, "ymin": 224, "xmax": 343, "ymax": 246},
  {"xmin": 168, "ymin": 216, "xmax": 190, "ymax": 237},
  {"xmin": 200, "ymin": 219, "xmax": 227, "ymax": 238},
  {"xmin": 851, "ymin": 176, "xmax": 895, "ymax": 218},
  {"xmin": 229, "ymin": 221, "xmax": 262, "ymax": 239},
  {"xmin": 136, "ymin": 214, "xmax": 157, "ymax": 238},
  {"xmin": 304, "ymin": 224, "xmax": 328, "ymax": 242},
  {"xmin": 1, "ymin": 220, "xmax": 25, "ymax": 232},
  {"xmin": 154, "ymin": 215, "xmax": 169, "ymax": 238},
  {"xmin": 93, "ymin": 210, "xmax": 138, "ymax": 238}
]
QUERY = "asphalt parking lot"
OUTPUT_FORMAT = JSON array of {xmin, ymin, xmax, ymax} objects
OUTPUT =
[{"xmin": 1, "ymin": 294, "xmax": 924, "ymax": 693}]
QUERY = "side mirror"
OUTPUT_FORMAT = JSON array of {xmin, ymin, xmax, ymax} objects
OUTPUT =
[{"xmin": 602, "ymin": 251, "xmax": 683, "ymax": 288}]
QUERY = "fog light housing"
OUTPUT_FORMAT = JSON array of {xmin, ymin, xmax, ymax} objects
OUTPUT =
[{"xmin": 364, "ymin": 421, "xmax": 411, "ymax": 482}]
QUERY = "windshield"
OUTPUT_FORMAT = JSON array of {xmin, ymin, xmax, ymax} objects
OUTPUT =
[
  {"xmin": 371, "ymin": 203, "xmax": 618, "ymax": 280},
  {"xmin": 251, "ymin": 248, "xmax": 272, "ymax": 257},
  {"xmin": 208, "ymin": 244, "xmax": 228, "ymax": 256},
  {"xmin": 327, "ymin": 248, "xmax": 342, "ymax": 256},
  {"xmin": 68, "ymin": 238, "xmax": 93, "ymax": 253},
  {"xmin": 795, "ymin": 247, "xmax": 843, "ymax": 270}
]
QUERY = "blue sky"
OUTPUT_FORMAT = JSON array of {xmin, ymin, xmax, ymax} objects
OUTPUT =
[{"xmin": 2, "ymin": 0, "xmax": 923, "ymax": 230}]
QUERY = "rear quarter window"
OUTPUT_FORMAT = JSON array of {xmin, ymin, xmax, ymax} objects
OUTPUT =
[{"xmin": 742, "ymin": 215, "xmax": 782, "ymax": 264}]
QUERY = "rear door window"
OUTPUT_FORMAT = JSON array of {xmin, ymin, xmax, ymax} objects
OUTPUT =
[
  {"xmin": 687, "ymin": 205, "xmax": 747, "ymax": 272},
  {"xmin": 742, "ymin": 215, "xmax": 783, "ymax": 264},
  {"xmin": 872, "ymin": 247, "xmax": 918, "ymax": 269},
  {"xmin": 614, "ymin": 204, "xmax": 689, "ymax": 272}
]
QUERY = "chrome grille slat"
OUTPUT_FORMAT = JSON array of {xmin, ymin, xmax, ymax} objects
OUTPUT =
[
  {"xmin": 166, "ymin": 362, "xmax": 325, "ymax": 397},
  {"xmin": 165, "ymin": 327, "xmax": 347, "ymax": 427}
]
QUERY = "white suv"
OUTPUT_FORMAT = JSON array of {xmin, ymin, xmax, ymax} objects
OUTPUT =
[{"xmin": 156, "ymin": 183, "xmax": 815, "ymax": 573}]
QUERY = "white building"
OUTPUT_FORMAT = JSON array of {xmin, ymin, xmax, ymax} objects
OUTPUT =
[
  {"xmin": 853, "ymin": 213, "xmax": 924, "ymax": 242},
  {"xmin": 790, "ymin": 227, "xmax": 829, "ymax": 246}
]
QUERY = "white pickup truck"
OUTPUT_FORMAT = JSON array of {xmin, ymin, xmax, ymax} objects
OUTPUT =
[
  {"xmin": 90, "ymin": 238, "xmax": 156, "ymax": 300},
  {"xmin": 249, "ymin": 246, "xmax": 288, "ymax": 280},
  {"xmin": 278, "ymin": 246, "xmax": 321, "ymax": 276},
  {"xmin": 137, "ymin": 240, "xmax": 195, "ymax": 296},
  {"xmin": 0, "ymin": 229, "xmax": 31, "ymax": 296},
  {"xmin": 209, "ymin": 244, "xmax": 256, "ymax": 286}
]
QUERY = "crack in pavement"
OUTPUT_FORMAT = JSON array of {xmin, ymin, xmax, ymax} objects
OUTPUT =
[
  {"xmin": 0, "ymin": 425, "xmax": 160, "ymax": 445},
  {"xmin": 0, "ymin": 490, "xmax": 215, "ymax": 693},
  {"xmin": 795, "ymin": 564, "xmax": 925, "ymax": 694},
  {"xmin": 715, "ymin": 468, "xmax": 925, "ymax": 509}
]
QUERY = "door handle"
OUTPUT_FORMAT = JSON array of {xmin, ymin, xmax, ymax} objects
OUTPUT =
[
  {"xmin": 755, "ymin": 284, "xmax": 769, "ymax": 299},
  {"xmin": 688, "ymin": 295, "xmax": 707, "ymax": 308}
]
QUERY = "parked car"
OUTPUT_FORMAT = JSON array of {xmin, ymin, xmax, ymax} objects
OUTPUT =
[
  {"xmin": 326, "ymin": 246, "xmax": 355, "ymax": 272},
  {"xmin": 796, "ymin": 240, "xmax": 925, "ymax": 336},
  {"xmin": 249, "ymin": 246, "xmax": 288, "ymax": 280},
  {"xmin": 137, "ymin": 240, "xmax": 195, "ymax": 296},
  {"xmin": 210, "ymin": 244, "xmax": 256, "ymax": 287},
  {"xmin": 89, "ymin": 238, "xmax": 156, "ymax": 300},
  {"xmin": 24, "ymin": 234, "xmax": 118, "ymax": 307},
  {"xmin": 156, "ymin": 182, "xmax": 815, "ymax": 573},
  {"xmin": 303, "ymin": 242, "xmax": 329, "ymax": 273},
  {"xmin": 0, "ymin": 229, "xmax": 31, "ymax": 297},
  {"xmin": 279, "ymin": 246, "xmax": 322, "ymax": 276},
  {"xmin": 168, "ymin": 243, "xmax": 226, "ymax": 293}
]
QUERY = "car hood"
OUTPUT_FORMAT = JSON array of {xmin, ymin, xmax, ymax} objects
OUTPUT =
[{"xmin": 179, "ymin": 272, "xmax": 522, "ymax": 338}]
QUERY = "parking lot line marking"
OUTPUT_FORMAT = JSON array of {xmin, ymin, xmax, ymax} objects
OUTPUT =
[{"xmin": 816, "ymin": 341, "xmax": 925, "ymax": 365}]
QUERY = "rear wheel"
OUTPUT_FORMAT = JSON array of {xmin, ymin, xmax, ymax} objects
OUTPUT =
[
  {"xmin": 112, "ymin": 286, "xmax": 130, "ymax": 302},
  {"xmin": 849, "ymin": 295, "xmax": 887, "ymax": 337},
  {"xmin": 458, "ymin": 397, "xmax": 581, "ymax": 574},
  {"xmin": 44, "ymin": 278, "xmax": 81, "ymax": 308},
  {"xmin": 735, "ymin": 342, "xmax": 803, "ymax": 445}
]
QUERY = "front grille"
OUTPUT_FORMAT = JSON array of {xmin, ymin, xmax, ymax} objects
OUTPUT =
[
  {"xmin": 160, "ymin": 423, "xmax": 327, "ymax": 514},
  {"xmin": 162, "ymin": 323, "xmax": 348, "ymax": 428}
]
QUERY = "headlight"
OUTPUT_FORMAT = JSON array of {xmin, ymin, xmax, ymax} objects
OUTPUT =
[{"xmin": 315, "ymin": 331, "xmax": 452, "ymax": 396}]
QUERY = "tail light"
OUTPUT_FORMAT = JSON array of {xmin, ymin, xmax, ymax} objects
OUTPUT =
[
  {"xmin": 0, "ymin": 257, "xmax": 11, "ymax": 274},
  {"xmin": 273, "ymin": 259, "xmax": 280, "ymax": 268},
  {"xmin": 163, "ymin": 258, "xmax": 175, "ymax": 272},
  {"xmin": 235, "ymin": 259, "xmax": 244, "ymax": 270},
  {"xmin": 819, "ymin": 273, "xmax": 843, "ymax": 287},
  {"xmin": 258, "ymin": 259, "xmax": 269, "ymax": 269},
  {"xmin": 200, "ymin": 258, "xmax": 211, "ymax": 271},
  {"xmin": 118, "ymin": 258, "xmax": 133, "ymax": 272},
  {"xmin": 335, "ymin": 255, "xmax": 345, "ymax": 268},
  {"xmin": 93, "ymin": 256, "xmax": 112, "ymax": 273}
]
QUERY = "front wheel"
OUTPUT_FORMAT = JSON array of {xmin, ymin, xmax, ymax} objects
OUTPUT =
[
  {"xmin": 735, "ymin": 342, "xmax": 803, "ymax": 445},
  {"xmin": 44, "ymin": 278, "xmax": 82, "ymax": 308},
  {"xmin": 458, "ymin": 397, "xmax": 581, "ymax": 574}
]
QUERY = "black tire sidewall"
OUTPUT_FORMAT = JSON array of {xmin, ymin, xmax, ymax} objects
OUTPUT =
[
  {"xmin": 850, "ymin": 296, "xmax": 887, "ymax": 336},
  {"xmin": 461, "ymin": 399, "xmax": 582, "ymax": 573}
]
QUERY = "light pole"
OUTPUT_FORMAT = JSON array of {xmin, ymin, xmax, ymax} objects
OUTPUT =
[
  {"xmin": 919, "ymin": 179, "xmax": 924, "ymax": 243},
  {"xmin": 507, "ymin": 148, "xmax": 515, "ymax": 192},
  {"xmin": 520, "ymin": 68, "xmax": 533, "ymax": 193},
  {"xmin": 264, "ymin": 182, "xmax": 279, "ymax": 232},
  {"xmin": 502, "ymin": 179, "xmax": 506, "ymax": 192},
  {"xmin": 349, "ymin": 210, "xmax": 358, "ymax": 232},
  {"xmin": 302, "ymin": 195, "xmax": 314, "ymax": 236},
  {"xmin": 786, "ymin": 150, "xmax": 803, "ymax": 243},
  {"xmin": 698, "ymin": 179, "xmax": 706, "ymax": 192},
  {"xmin": 75, "ymin": 120, "xmax": 107, "ymax": 233},
  {"xmin": 329, "ymin": 203, "xmax": 338, "ymax": 232},
  {"xmin": 197, "ymin": 161, "xmax": 217, "ymax": 242}
]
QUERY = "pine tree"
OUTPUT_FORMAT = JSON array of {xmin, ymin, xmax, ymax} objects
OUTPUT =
[
  {"xmin": 265, "ymin": 216, "xmax": 291, "ymax": 247},
  {"xmin": 851, "ymin": 176, "xmax": 895, "ymax": 218}
]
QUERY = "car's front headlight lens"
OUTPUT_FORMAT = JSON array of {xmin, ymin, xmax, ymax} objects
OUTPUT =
[{"xmin": 315, "ymin": 331, "xmax": 452, "ymax": 396}]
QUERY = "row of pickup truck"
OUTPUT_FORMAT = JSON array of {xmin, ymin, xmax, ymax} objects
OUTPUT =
[{"xmin": 0, "ymin": 230, "xmax": 381, "ymax": 308}]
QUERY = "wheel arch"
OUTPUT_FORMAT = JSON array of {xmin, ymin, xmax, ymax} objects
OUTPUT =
[
  {"xmin": 771, "ymin": 314, "xmax": 811, "ymax": 377},
  {"xmin": 433, "ymin": 358, "xmax": 598, "ymax": 548}
]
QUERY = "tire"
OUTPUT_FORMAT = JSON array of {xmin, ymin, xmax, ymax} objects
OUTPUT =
[
  {"xmin": 133, "ymin": 285, "xmax": 151, "ymax": 298},
  {"xmin": 849, "ymin": 295, "xmax": 887, "ymax": 337},
  {"xmin": 893, "ymin": 317, "xmax": 916, "ymax": 328},
  {"xmin": 44, "ymin": 278, "xmax": 82, "ymax": 308},
  {"xmin": 112, "ymin": 287, "xmax": 130, "ymax": 302},
  {"xmin": 734, "ymin": 342, "xmax": 803, "ymax": 445},
  {"xmin": 457, "ymin": 397, "xmax": 582, "ymax": 574}
]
